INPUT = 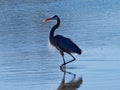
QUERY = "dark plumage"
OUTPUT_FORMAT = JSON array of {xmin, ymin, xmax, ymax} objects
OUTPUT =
[{"xmin": 45, "ymin": 15, "xmax": 82, "ymax": 69}]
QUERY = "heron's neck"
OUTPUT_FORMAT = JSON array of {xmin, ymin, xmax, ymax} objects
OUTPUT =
[{"xmin": 49, "ymin": 18, "xmax": 60, "ymax": 40}]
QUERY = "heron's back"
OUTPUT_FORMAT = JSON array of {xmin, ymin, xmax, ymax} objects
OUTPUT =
[{"xmin": 55, "ymin": 35, "xmax": 82, "ymax": 55}]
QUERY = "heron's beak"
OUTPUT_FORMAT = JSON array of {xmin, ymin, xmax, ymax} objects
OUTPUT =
[{"xmin": 43, "ymin": 18, "xmax": 52, "ymax": 22}]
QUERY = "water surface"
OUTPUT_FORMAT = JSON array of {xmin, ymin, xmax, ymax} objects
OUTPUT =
[{"xmin": 0, "ymin": 0, "xmax": 120, "ymax": 90}]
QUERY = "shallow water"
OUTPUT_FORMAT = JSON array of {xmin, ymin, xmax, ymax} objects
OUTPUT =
[{"xmin": 0, "ymin": 0, "xmax": 120, "ymax": 90}]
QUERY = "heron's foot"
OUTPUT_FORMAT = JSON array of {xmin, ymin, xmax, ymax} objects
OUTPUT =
[{"xmin": 60, "ymin": 64, "xmax": 66, "ymax": 71}]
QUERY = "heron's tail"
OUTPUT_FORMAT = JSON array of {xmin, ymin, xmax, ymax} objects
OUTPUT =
[{"xmin": 77, "ymin": 48, "xmax": 82, "ymax": 55}]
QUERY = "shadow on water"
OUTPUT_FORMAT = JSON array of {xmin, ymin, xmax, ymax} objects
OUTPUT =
[{"xmin": 57, "ymin": 67, "xmax": 83, "ymax": 90}]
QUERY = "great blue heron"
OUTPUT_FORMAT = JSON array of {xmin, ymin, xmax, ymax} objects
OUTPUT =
[{"xmin": 45, "ymin": 15, "xmax": 82, "ymax": 69}]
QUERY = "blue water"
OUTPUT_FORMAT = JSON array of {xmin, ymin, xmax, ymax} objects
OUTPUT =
[{"xmin": 0, "ymin": 0, "xmax": 120, "ymax": 90}]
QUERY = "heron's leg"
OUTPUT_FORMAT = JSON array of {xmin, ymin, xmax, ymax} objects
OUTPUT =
[
  {"xmin": 59, "ymin": 51, "xmax": 65, "ymax": 63},
  {"xmin": 61, "ymin": 52, "xmax": 65, "ymax": 64},
  {"xmin": 64, "ymin": 53, "xmax": 76, "ymax": 65},
  {"xmin": 60, "ymin": 51, "xmax": 66, "ymax": 70}
]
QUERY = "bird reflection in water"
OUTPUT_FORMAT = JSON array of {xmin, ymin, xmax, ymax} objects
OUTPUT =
[{"xmin": 57, "ymin": 68, "xmax": 83, "ymax": 90}]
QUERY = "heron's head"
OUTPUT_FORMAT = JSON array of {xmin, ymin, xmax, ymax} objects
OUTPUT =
[{"xmin": 44, "ymin": 15, "xmax": 59, "ymax": 22}]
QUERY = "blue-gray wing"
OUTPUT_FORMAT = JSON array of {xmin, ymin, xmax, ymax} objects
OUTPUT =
[{"xmin": 55, "ymin": 35, "xmax": 82, "ymax": 54}]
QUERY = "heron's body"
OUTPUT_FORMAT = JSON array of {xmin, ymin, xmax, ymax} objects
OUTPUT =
[
  {"xmin": 45, "ymin": 15, "xmax": 82, "ymax": 69},
  {"xmin": 52, "ymin": 35, "xmax": 81, "ymax": 55}
]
